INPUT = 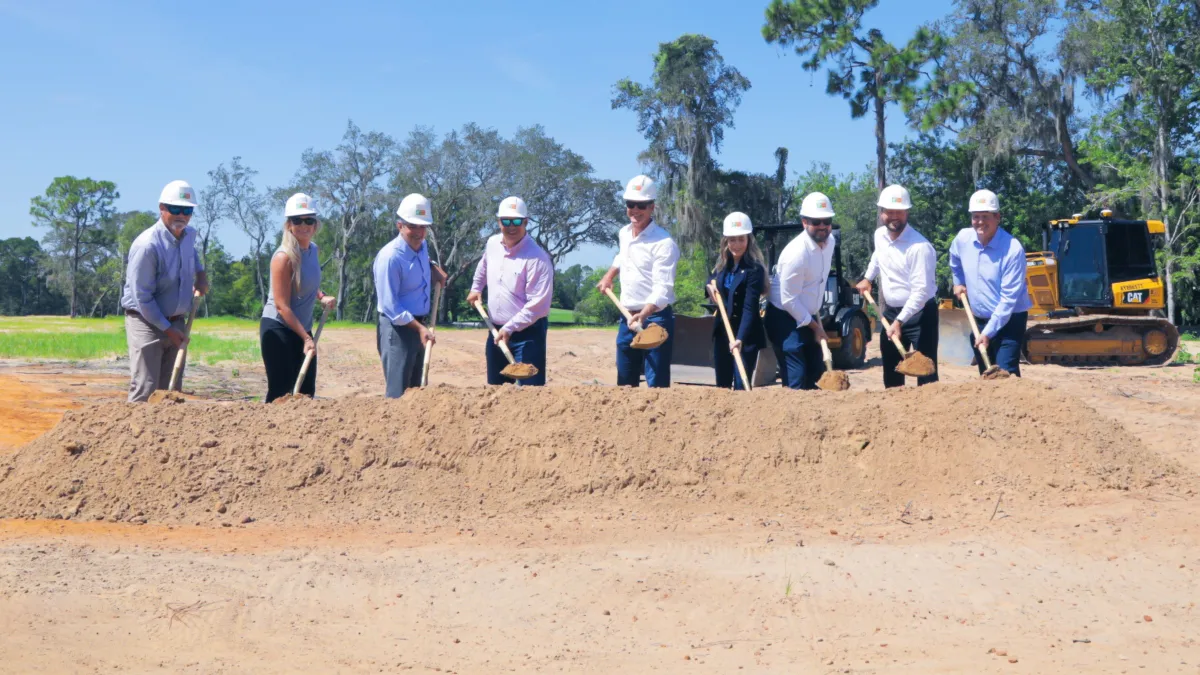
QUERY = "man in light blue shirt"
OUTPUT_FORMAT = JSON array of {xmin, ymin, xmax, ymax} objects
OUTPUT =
[
  {"xmin": 120, "ymin": 180, "xmax": 209, "ymax": 402},
  {"xmin": 949, "ymin": 189, "xmax": 1033, "ymax": 376},
  {"xmin": 374, "ymin": 193, "xmax": 446, "ymax": 398}
]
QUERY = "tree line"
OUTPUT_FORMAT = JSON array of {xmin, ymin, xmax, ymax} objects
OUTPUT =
[{"xmin": 3, "ymin": 0, "xmax": 1198, "ymax": 325}]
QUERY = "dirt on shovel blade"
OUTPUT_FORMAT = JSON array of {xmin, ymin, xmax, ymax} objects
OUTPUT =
[
  {"xmin": 272, "ymin": 394, "xmax": 313, "ymax": 404},
  {"xmin": 817, "ymin": 370, "xmax": 851, "ymax": 391},
  {"xmin": 147, "ymin": 391, "xmax": 187, "ymax": 404},
  {"xmin": 631, "ymin": 323, "xmax": 669, "ymax": 349},
  {"xmin": 981, "ymin": 366, "xmax": 1012, "ymax": 380},
  {"xmin": 895, "ymin": 351, "xmax": 936, "ymax": 378},
  {"xmin": 501, "ymin": 362, "xmax": 539, "ymax": 379}
]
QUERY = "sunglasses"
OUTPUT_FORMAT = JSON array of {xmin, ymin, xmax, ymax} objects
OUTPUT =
[
  {"xmin": 165, "ymin": 205, "xmax": 194, "ymax": 216},
  {"xmin": 289, "ymin": 216, "xmax": 318, "ymax": 226},
  {"xmin": 500, "ymin": 218, "xmax": 525, "ymax": 227},
  {"xmin": 625, "ymin": 201, "xmax": 653, "ymax": 211},
  {"xmin": 807, "ymin": 218, "xmax": 833, "ymax": 227}
]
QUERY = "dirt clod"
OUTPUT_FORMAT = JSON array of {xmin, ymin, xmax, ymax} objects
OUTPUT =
[
  {"xmin": 981, "ymin": 366, "xmax": 1011, "ymax": 380},
  {"xmin": 631, "ymin": 324, "xmax": 669, "ymax": 349},
  {"xmin": 147, "ymin": 391, "xmax": 186, "ymax": 404},
  {"xmin": 895, "ymin": 352, "xmax": 936, "ymax": 378},
  {"xmin": 500, "ymin": 362, "xmax": 539, "ymax": 380},
  {"xmin": 817, "ymin": 370, "xmax": 851, "ymax": 391}
]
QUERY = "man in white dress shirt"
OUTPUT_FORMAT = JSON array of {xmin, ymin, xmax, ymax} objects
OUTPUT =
[
  {"xmin": 596, "ymin": 175, "xmax": 680, "ymax": 387},
  {"xmin": 855, "ymin": 184, "xmax": 939, "ymax": 388},
  {"xmin": 764, "ymin": 192, "xmax": 836, "ymax": 390}
]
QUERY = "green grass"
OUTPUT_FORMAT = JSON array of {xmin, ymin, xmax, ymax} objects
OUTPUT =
[
  {"xmin": 548, "ymin": 307, "xmax": 576, "ymax": 323},
  {"xmin": 0, "ymin": 319, "xmax": 260, "ymax": 365}
]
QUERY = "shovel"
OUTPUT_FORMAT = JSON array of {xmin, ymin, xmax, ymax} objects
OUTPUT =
[
  {"xmin": 706, "ymin": 281, "xmax": 751, "ymax": 390},
  {"xmin": 862, "ymin": 291, "xmax": 935, "ymax": 378},
  {"xmin": 421, "ymin": 282, "xmax": 442, "ymax": 387},
  {"xmin": 290, "ymin": 305, "xmax": 330, "ymax": 397},
  {"xmin": 816, "ymin": 338, "xmax": 851, "ymax": 391},
  {"xmin": 473, "ymin": 300, "xmax": 538, "ymax": 380},
  {"xmin": 958, "ymin": 293, "xmax": 1009, "ymax": 380},
  {"xmin": 602, "ymin": 288, "xmax": 669, "ymax": 349},
  {"xmin": 149, "ymin": 291, "xmax": 200, "ymax": 403}
]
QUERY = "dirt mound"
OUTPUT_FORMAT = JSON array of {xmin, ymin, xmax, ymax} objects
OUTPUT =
[{"xmin": 0, "ymin": 380, "xmax": 1187, "ymax": 527}]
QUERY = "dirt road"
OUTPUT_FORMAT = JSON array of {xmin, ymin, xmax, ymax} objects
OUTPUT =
[{"xmin": 1, "ymin": 328, "xmax": 1198, "ymax": 673}]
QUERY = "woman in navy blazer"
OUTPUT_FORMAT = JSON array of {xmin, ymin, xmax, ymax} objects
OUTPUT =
[{"xmin": 705, "ymin": 212, "xmax": 768, "ymax": 390}]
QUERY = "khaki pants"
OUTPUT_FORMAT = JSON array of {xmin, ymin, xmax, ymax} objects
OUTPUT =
[{"xmin": 125, "ymin": 313, "xmax": 187, "ymax": 402}]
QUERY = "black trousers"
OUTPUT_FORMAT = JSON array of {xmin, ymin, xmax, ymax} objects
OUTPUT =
[
  {"xmin": 712, "ymin": 334, "xmax": 760, "ymax": 391},
  {"xmin": 880, "ymin": 297, "xmax": 939, "ymax": 388},
  {"xmin": 260, "ymin": 317, "xmax": 315, "ymax": 402}
]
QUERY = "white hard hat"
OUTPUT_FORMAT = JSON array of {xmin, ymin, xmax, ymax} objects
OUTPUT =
[
  {"xmin": 623, "ymin": 175, "xmax": 657, "ymax": 202},
  {"xmin": 877, "ymin": 184, "xmax": 912, "ymax": 210},
  {"xmin": 800, "ymin": 192, "xmax": 835, "ymax": 219},
  {"xmin": 497, "ymin": 196, "xmax": 528, "ymax": 219},
  {"xmin": 396, "ymin": 193, "xmax": 433, "ymax": 226},
  {"xmin": 285, "ymin": 193, "xmax": 317, "ymax": 218},
  {"xmin": 722, "ymin": 212, "xmax": 753, "ymax": 237},
  {"xmin": 159, "ymin": 180, "xmax": 197, "ymax": 207},
  {"xmin": 968, "ymin": 189, "xmax": 1000, "ymax": 213}
]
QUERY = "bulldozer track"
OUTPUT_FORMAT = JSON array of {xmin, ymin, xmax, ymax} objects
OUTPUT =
[{"xmin": 1023, "ymin": 314, "xmax": 1181, "ymax": 367}]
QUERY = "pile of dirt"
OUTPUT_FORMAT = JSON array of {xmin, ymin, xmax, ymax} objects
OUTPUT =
[
  {"xmin": 500, "ymin": 362, "xmax": 539, "ymax": 379},
  {"xmin": 632, "ymin": 323, "xmax": 668, "ymax": 349},
  {"xmin": 896, "ymin": 351, "xmax": 936, "ymax": 377},
  {"xmin": 0, "ymin": 380, "xmax": 1187, "ymax": 527},
  {"xmin": 817, "ymin": 370, "xmax": 851, "ymax": 391}
]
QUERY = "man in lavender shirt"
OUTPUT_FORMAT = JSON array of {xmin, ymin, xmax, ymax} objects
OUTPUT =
[
  {"xmin": 120, "ymin": 180, "xmax": 209, "ymax": 402},
  {"xmin": 466, "ymin": 196, "xmax": 554, "ymax": 386}
]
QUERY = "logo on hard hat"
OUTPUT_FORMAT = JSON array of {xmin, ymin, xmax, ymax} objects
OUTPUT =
[
  {"xmin": 818, "ymin": 200, "xmax": 829, "ymax": 208},
  {"xmin": 415, "ymin": 208, "xmax": 427, "ymax": 216},
  {"xmin": 735, "ymin": 221, "xmax": 744, "ymax": 229},
  {"xmin": 299, "ymin": 201, "xmax": 308, "ymax": 209},
  {"xmin": 891, "ymin": 196, "xmax": 903, "ymax": 204},
  {"xmin": 181, "ymin": 189, "xmax": 192, "ymax": 199},
  {"xmin": 975, "ymin": 196, "xmax": 988, "ymax": 203}
]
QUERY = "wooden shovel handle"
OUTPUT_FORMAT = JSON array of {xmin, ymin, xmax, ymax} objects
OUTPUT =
[
  {"xmin": 707, "ymin": 281, "xmax": 752, "ymax": 390},
  {"xmin": 421, "ymin": 283, "xmax": 442, "ymax": 387},
  {"xmin": 862, "ymin": 291, "xmax": 907, "ymax": 353},
  {"xmin": 958, "ymin": 293, "xmax": 994, "ymax": 370},
  {"xmin": 820, "ymin": 338, "xmax": 835, "ymax": 371},
  {"xmin": 601, "ymin": 287, "xmax": 639, "ymax": 327},
  {"xmin": 474, "ymin": 300, "xmax": 517, "ymax": 365},
  {"xmin": 167, "ymin": 291, "xmax": 201, "ymax": 392},
  {"xmin": 292, "ymin": 307, "xmax": 329, "ymax": 396}
]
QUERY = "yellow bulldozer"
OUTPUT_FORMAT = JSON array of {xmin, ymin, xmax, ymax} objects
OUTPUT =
[{"xmin": 1021, "ymin": 211, "xmax": 1179, "ymax": 366}]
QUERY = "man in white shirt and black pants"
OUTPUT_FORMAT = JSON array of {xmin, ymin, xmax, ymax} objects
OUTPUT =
[
  {"xmin": 855, "ymin": 184, "xmax": 939, "ymax": 388},
  {"xmin": 765, "ymin": 192, "xmax": 837, "ymax": 390},
  {"xmin": 597, "ymin": 175, "xmax": 680, "ymax": 388}
]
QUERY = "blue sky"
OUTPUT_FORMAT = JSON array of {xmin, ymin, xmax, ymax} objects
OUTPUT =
[{"xmin": 0, "ymin": 0, "xmax": 953, "ymax": 268}]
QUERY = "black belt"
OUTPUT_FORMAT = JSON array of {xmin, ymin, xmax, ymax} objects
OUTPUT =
[{"xmin": 125, "ymin": 309, "xmax": 184, "ymax": 322}]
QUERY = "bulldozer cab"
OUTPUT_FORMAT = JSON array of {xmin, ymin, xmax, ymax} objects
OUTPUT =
[{"xmin": 1045, "ymin": 217, "xmax": 1160, "ymax": 309}]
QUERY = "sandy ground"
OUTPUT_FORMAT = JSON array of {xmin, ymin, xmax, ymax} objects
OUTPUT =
[{"xmin": 1, "ymin": 327, "xmax": 1199, "ymax": 673}]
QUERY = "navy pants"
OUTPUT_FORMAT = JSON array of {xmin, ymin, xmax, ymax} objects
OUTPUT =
[
  {"xmin": 712, "ymin": 334, "xmax": 759, "ymax": 391},
  {"xmin": 616, "ymin": 306, "xmax": 674, "ymax": 388},
  {"xmin": 486, "ymin": 317, "xmax": 548, "ymax": 386},
  {"xmin": 881, "ymin": 298, "xmax": 939, "ymax": 388},
  {"xmin": 764, "ymin": 304, "xmax": 824, "ymax": 390},
  {"xmin": 972, "ymin": 311, "xmax": 1027, "ymax": 376}
]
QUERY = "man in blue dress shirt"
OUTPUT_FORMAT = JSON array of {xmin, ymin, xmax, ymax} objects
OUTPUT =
[
  {"xmin": 374, "ymin": 193, "xmax": 446, "ymax": 398},
  {"xmin": 120, "ymin": 180, "xmax": 209, "ymax": 402},
  {"xmin": 948, "ymin": 189, "xmax": 1034, "ymax": 376}
]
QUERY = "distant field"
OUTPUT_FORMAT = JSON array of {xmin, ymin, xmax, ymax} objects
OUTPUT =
[
  {"xmin": 548, "ymin": 307, "xmax": 576, "ymax": 323},
  {"xmin": 0, "ymin": 316, "xmax": 263, "ymax": 365}
]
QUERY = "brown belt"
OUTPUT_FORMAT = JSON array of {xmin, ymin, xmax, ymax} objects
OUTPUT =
[{"xmin": 125, "ymin": 309, "xmax": 185, "ymax": 322}]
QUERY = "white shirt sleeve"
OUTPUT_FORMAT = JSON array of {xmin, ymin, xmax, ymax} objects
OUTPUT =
[
  {"xmin": 644, "ymin": 239, "xmax": 679, "ymax": 310},
  {"xmin": 779, "ymin": 252, "xmax": 813, "ymax": 327},
  {"xmin": 896, "ymin": 243, "xmax": 937, "ymax": 324}
]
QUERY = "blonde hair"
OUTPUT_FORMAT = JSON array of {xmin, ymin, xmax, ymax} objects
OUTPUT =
[
  {"xmin": 277, "ymin": 218, "xmax": 320, "ymax": 291},
  {"xmin": 711, "ymin": 235, "xmax": 769, "ymax": 297}
]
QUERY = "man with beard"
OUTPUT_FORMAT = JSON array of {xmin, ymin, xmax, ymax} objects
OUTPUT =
[
  {"xmin": 120, "ymin": 180, "xmax": 209, "ymax": 402},
  {"xmin": 764, "ymin": 192, "xmax": 837, "ymax": 390},
  {"xmin": 949, "ymin": 189, "xmax": 1032, "ymax": 376},
  {"xmin": 855, "ymin": 184, "xmax": 939, "ymax": 388}
]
